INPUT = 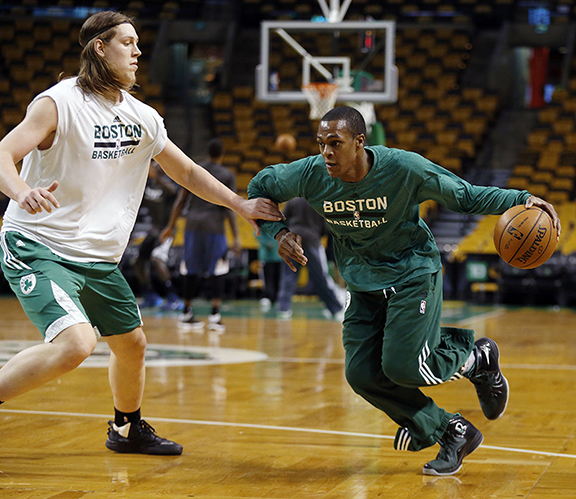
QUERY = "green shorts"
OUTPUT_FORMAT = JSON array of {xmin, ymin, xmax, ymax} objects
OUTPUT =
[{"xmin": 0, "ymin": 231, "xmax": 142, "ymax": 342}]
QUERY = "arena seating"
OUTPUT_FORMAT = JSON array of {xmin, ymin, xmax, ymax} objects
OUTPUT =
[
  {"xmin": 0, "ymin": 16, "xmax": 163, "ymax": 136},
  {"xmin": 2, "ymin": 0, "xmax": 576, "ymax": 305}
]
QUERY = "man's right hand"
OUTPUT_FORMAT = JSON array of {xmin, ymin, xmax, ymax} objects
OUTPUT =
[
  {"xmin": 159, "ymin": 226, "xmax": 175, "ymax": 243},
  {"xmin": 275, "ymin": 229, "xmax": 307, "ymax": 272},
  {"xmin": 17, "ymin": 180, "xmax": 59, "ymax": 214}
]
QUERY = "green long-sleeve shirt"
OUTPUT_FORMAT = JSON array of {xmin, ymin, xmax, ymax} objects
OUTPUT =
[{"xmin": 248, "ymin": 146, "xmax": 530, "ymax": 292}]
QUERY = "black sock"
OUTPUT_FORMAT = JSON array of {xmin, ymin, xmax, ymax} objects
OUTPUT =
[
  {"xmin": 115, "ymin": 408, "xmax": 141, "ymax": 427},
  {"xmin": 183, "ymin": 275, "xmax": 200, "ymax": 302},
  {"xmin": 183, "ymin": 303, "xmax": 195, "ymax": 315},
  {"xmin": 211, "ymin": 306, "xmax": 220, "ymax": 315}
]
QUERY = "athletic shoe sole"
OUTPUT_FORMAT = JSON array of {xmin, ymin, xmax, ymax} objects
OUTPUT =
[{"xmin": 177, "ymin": 321, "xmax": 205, "ymax": 332}]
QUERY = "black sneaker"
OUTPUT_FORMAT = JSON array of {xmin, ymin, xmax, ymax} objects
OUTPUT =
[
  {"xmin": 467, "ymin": 337, "xmax": 509, "ymax": 420},
  {"xmin": 422, "ymin": 416, "xmax": 483, "ymax": 476},
  {"xmin": 105, "ymin": 420, "xmax": 183, "ymax": 455}
]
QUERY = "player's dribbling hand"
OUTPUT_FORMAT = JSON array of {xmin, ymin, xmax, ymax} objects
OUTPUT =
[
  {"xmin": 276, "ymin": 229, "xmax": 307, "ymax": 272},
  {"xmin": 17, "ymin": 180, "xmax": 59, "ymax": 214},
  {"xmin": 525, "ymin": 195, "xmax": 561, "ymax": 241}
]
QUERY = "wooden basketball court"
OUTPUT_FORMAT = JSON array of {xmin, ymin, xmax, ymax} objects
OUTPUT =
[{"xmin": 0, "ymin": 296, "xmax": 575, "ymax": 498}]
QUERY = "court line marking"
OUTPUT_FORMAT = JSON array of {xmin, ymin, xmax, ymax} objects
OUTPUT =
[
  {"xmin": 502, "ymin": 363, "xmax": 576, "ymax": 371},
  {"xmin": 1, "ymin": 408, "xmax": 575, "ymax": 461},
  {"xmin": 454, "ymin": 308, "xmax": 507, "ymax": 326},
  {"xmin": 265, "ymin": 357, "xmax": 576, "ymax": 371},
  {"xmin": 266, "ymin": 357, "xmax": 345, "ymax": 364}
]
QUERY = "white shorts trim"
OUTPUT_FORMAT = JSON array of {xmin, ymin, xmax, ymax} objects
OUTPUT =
[{"xmin": 45, "ymin": 280, "xmax": 90, "ymax": 342}]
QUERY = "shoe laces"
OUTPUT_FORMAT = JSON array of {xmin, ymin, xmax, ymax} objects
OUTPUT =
[
  {"xmin": 435, "ymin": 439, "xmax": 453, "ymax": 461},
  {"xmin": 133, "ymin": 419, "xmax": 158, "ymax": 440},
  {"xmin": 436, "ymin": 435, "xmax": 460, "ymax": 462},
  {"xmin": 472, "ymin": 370, "xmax": 504, "ymax": 402}
]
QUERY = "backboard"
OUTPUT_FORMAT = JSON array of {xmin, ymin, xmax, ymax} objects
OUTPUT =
[{"xmin": 256, "ymin": 20, "xmax": 398, "ymax": 104}]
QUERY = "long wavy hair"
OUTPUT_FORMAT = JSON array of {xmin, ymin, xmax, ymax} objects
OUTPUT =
[{"xmin": 76, "ymin": 11, "xmax": 136, "ymax": 102}]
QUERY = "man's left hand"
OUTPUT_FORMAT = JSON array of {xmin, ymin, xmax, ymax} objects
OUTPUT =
[{"xmin": 525, "ymin": 195, "xmax": 561, "ymax": 241}]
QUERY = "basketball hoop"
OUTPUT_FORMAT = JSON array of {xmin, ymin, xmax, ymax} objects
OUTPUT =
[{"xmin": 302, "ymin": 82, "xmax": 339, "ymax": 120}]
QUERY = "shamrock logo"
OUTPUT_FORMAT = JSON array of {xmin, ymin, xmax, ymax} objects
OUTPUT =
[{"xmin": 20, "ymin": 274, "xmax": 37, "ymax": 296}]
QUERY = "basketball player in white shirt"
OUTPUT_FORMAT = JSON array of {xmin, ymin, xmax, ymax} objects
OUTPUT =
[{"xmin": 0, "ymin": 11, "xmax": 283, "ymax": 455}]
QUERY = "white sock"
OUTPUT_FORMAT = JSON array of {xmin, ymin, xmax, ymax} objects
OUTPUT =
[
  {"xmin": 113, "ymin": 422, "xmax": 131, "ymax": 437},
  {"xmin": 460, "ymin": 351, "xmax": 476, "ymax": 375}
]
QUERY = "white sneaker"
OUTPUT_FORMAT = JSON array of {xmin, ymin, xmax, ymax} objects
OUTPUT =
[
  {"xmin": 277, "ymin": 310, "xmax": 292, "ymax": 320},
  {"xmin": 322, "ymin": 308, "xmax": 345, "ymax": 322},
  {"xmin": 260, "ymin": 298, "xmax": 272, "ymax": 311},
  {"xmin": 208, "ymin": 313, "xmax": 226, "ymax": 332},
  {"xmin": 178, "ymin": 310, "xmax": 193, "ymax": 322}
]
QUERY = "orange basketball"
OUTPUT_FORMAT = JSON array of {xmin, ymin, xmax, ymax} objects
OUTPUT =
[
  {"xmin": 275, "ymin": 133, "xmax": 297, "ymax": 153},
  {"xmin": 493, "ymin": 205, "xmax": 557, "ymax": 269}
]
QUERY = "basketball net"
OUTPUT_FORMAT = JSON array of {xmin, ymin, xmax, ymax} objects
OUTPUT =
[{"xmin": 302, "ymin": 82, "xmax": 339, "ymax": 120}]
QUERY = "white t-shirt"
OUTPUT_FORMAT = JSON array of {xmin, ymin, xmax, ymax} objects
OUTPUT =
[{"xmin": 2, "ymin": 77, "xmax": 168, "ymax": 263}]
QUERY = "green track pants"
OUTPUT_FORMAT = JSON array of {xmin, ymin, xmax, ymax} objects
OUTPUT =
[{"xmin": 342, "ymin": 271, "xmax": 475, "ymax": 451}]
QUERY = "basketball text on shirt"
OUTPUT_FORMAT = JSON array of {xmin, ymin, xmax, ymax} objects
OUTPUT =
[
  {"xmin": 91, "ymin": 117, "xmax": 142, "ymax": 159},
  {"xmin": 323, "ymin": 196, "xmax": 388, "ymax": 228}
]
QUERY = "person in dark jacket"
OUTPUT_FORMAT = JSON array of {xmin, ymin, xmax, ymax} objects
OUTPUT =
[
  {"xmin": 276, "ymin": 197, "xmax": 343, "ymax": 319},
  {"xmin": 161, "ymin": 138, "xmax": 241, "ymax": 332}
]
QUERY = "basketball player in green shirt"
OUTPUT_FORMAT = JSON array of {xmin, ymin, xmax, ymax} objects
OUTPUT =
[{"xmin": 248, "ymin": 105, "xmax": 560, "ymax": 476}]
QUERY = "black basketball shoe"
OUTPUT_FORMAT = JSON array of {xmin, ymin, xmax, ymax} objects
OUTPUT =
[
  {"xmin": 467, "ymin": 337, "xmax": 509, "ymax": 420},
  {"xmin": 422, "ymin": 416, "xmax": 483, "ymax": 476},
  {"xmin": 105, "ymin": 420, "xmax": 183, "ymax": 455}
]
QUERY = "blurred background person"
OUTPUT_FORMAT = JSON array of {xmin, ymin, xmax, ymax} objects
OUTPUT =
[
  {"xmin": 276, "ymin": 197, "xmax": 344, "ymax": 320},
  {"xmin": 256, "ymin": 230, "xmax": 283, "ymax": 311},
  {"xmin": 133, "ymin": 159, "xmax": 181, "ymax": 310},
  {"xmin": 161, "ymin": 138, "xmax": 241, "ymax": 331}
]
